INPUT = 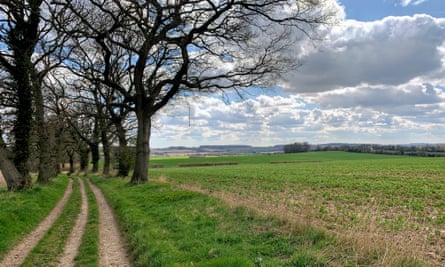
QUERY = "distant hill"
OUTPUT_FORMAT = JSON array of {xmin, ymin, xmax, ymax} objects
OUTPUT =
[{"xmin": 151, "ymin": 145, "xmax": 284, "ymax": 156}]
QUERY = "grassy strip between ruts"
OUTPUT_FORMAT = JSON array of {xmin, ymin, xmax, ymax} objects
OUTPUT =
[
  {"xmin": 74, "ymin": 177, "xmax": 99, "ymax": 267},
  {"xmin": 91, "ymin": 175, "xmax": 338, "ymax": 267},
  {"xmin": 0, "ymin": 175, "xmax": 70, "ymax": 260},
  {"xmin": 22, "ymin": 178, "xmax": 82, "ymax": 267}
]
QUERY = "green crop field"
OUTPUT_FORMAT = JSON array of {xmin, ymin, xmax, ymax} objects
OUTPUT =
[{"xmin": 144, "ymin": 151, "xmax": 445, "ymax": 266}]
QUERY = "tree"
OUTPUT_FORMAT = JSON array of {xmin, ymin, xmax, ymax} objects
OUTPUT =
[
  {"xmin": 0, "ymin": 0, "xmax": 68, "ymax": 189},
  {"xmin": 55, "ymin": 0, "xmax": 333, "ymax": 183},
  {"xmin": 284, "ymin": 142, "xmax": 310, "ymax": 153},
  {"xmin": 0, "ymin": 0, "xmax": 44, "ymax": 188}
]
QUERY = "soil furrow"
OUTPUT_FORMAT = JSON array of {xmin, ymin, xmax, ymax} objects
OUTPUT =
[
  {"xmin": 0, "ymin": 179, "xmax": 74, "ymax": 267},
  {"xmin": 58, "ymin": 178, "xmax": 88, "ymax": 267},
  {"xmin": 87, "ymin": 179, "xmax": 130, "ymax": 267}
]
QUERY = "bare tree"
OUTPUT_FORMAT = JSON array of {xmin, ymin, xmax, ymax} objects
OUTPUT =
[
  {"xmin": 0, "ymin": 0, "xmax": 69, "ymax": 189},
  {"xmin": 0, "ymin": 0, "xmax": 44, "ymax": 189},
  {"xmin": 55, "ymin": 0, "xmax": 333, "ymax": 183}
]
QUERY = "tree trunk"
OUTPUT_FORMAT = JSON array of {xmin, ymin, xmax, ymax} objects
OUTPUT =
[
  {"xmin": 101, "ymin": 130, "xmax": 110, "ymax": 175},
  {"xmin": 34, "ymin": 73, "xmax": 52, "ymax": 185},
  {"xmin": 117, "ymin": 125, "xmax": 130, "ymax": 177},
  {"xmin": 12, "ymin": 58, "xmax": 33, "ymax": 189},
  {"xmin": 80, "ymin": 146, "xmax": 89, "ymax": 171},
  {"xmin": 0, "ymin": 145, "xmax": 22, "ymax": 191},
  {"xmin": 131, "ymin": 115, "xmax": 151, "ymax": 183},
  {"xmin": 67, "ymin": 151, "xmax": 75, "ymax": 174},
  {"xmin": 90, "ymin": 143, "xmax": 99, "ymax": 173}
]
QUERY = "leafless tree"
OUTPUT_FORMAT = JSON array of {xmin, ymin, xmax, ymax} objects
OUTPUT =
[
  {"xmin": 0, "ymin": 0, "xmax": 69, "ymax": 189},
  {"xmin": 54, "ymin": 0, "xmax": 334, "ymax": 183}
]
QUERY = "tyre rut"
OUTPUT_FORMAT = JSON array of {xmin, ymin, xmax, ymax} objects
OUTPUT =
[
  {"xmin": 87, "ymin": 179, "xmax": 131, "ymax": 267},
  {"xmin": 0, "ymin": 179, "xmax": 74, "ymax": 267},
  {"xmin": 57, "ymin": 178, "xmax": 88, "ymax": 267}
]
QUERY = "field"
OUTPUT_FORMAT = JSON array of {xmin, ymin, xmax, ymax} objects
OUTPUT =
[
  {"xmin": 1, "ymin": 152, "xmax": 444, "ymax": 266},
  {"xmin": 145, "ymin": 151, "xmax": 445, "ymax": 266}
]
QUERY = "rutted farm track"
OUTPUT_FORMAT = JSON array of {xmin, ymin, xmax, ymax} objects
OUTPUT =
[{"xmin": 0, "ymin": 177, "xmax": 131, "ymax": 267}]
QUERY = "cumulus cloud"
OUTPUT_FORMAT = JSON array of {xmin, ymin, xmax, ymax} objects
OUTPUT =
[
  {"xmin": 151, "ymin": 90, "xmax": 445, "ymax": 147},
  {"xmin": 311, "ymin": 83, "xmax": 445, "ymax": 109},
  {"xmin": 282, "ymin": 14, "xmax": 445, "ymax": 93}
]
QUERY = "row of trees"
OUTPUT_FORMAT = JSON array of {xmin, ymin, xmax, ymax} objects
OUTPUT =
[
  {"xmin": 283, "ymin": 142, "xmax": 311, "ymax": 153},
  {"xmin": 0, "ymin": 0, "xmax": 332, "ymax": 191}
]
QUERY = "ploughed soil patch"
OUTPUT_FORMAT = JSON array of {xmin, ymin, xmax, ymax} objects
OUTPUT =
[{"xmin": 178, "ymin": 162, "xmax": 239, "ymax": 167}]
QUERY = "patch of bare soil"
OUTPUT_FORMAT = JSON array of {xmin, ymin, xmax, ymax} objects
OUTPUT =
[
  {"xmin": 58, "ymin": 178, "xmax": 88, "ymax": 267},
  {"xmin": 87, "ymin": 179, "xmax": 130, "ymax": 267},
  {"xmin": 0, "ymin": 179, "xmax": 74, "ymax": 267}
]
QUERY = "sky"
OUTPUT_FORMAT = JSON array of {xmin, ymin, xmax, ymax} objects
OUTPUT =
[{"xmin": 151, "ymin": 0, "xmax": 445, "ymax": 148}]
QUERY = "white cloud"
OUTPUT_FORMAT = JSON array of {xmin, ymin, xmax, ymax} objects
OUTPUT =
[
  {"xmin": 151, "ymin": 12, "xmax": 445, "ymax": 147},
  {"xmin": 151, "ymin": 89, "xmax": 445, "ymax": 147},
  {"xmin": 282, "ymin": 14, "xmax": 445, "ymax": 93},
  {"xmin": 400, "ymin": 0, "xmax": 429, "ymax": 6},
  {"xmin": 400, "ymin": 0, "xmax": 412, "ymax": 7}
]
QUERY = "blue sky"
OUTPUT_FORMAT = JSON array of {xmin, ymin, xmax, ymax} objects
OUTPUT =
[
  {"xmin": 341, "ymin": 0, "xmax": 445, "ymax": 20},
  {"xmin": 151, "ymin": 0, "xmax": 445, "ymax": 147}
]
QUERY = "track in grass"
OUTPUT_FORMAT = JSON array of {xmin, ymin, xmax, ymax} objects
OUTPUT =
[
  {"xmin": 58, "ymin": 178, "xmax": 88, "ymax": 267},
  {"xmin": 87, "ymin": 179, "xmax": 131, "ymax": 266},
  {"xmin": 0, "ymin": 179, "xmax": 74, "ymax": 267},
  {"xmin": 1, "ymin": 177, "xmax": 131, "ymax": 266}
]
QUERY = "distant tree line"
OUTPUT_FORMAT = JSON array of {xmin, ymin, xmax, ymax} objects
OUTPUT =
[
  {"xmin": 284, "ymin": 142, "xmax": 445, "ymax": 157},
  {"xmin": 336, "ymin": 144, "xmax": 445, "ymax": 157},
  {"xmin": 283, "ymin": 142, "xmax": 310, "ymax": 153}
]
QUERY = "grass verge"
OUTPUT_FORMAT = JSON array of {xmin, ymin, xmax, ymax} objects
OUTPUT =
[
  {"xmin": 22, "ymin": 178, "xmax": 82, "ymax": 266},
  {"xmin": 0, "ymin": 175, "xmax": 69, "ymax": 260},
  {"xmin": 92, "ymin": 176, "xmax": 339, "ymax": 267},
  {"xmin": 74, "ymin": 177, "xmax": 99, "ymax": 267}
]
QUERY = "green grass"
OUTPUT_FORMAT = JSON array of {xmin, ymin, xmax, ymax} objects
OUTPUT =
[
  {"xmin": 150, "ymin": 151, "xmax": 395, "ymax": 168},
  {"xmin": 0, "ymin": 175, "xmax": 70, "ymax": 260},
  {"xmin": 148, "ymin": 151, "xmax": 441, "ymax": 265},
  {"xmin": 92, "ymin": 176, "xmax": 339, "ymax": 266},
  {"xmin": 150, "ymin": 152, "xmax": 445, "ymax": 227},
  {"xmin": 74, "ymin": 179, "xmax": 99, "ymax": 267},
  {"xmin": 22, "ymin": 178, "xmax": 82, "ymax": 266}
]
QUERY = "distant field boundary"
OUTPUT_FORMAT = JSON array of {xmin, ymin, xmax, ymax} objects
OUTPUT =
[
  {"xmin": 178, "ymin": 162, "xmax": 239, "ymax": 167},
  {"xmin": 270, "ymin": 160, "xmax": 322, "ymax": 164}
]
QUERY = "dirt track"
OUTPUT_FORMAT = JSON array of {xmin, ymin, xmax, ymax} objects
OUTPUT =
[
  {"xmin": 0, "ymin": 177, "xmax": 131, "ymax": 266},
  {"xmin": 0, "ymin": 179, "xmax": 74, "ymax": 267},
  {"xmin": 88, "ymin": 179, "xmax": 131, "ymax": 267},
  {"xmin": 58, "ymin": 178, "xmax": 88, "ymax": 267}
]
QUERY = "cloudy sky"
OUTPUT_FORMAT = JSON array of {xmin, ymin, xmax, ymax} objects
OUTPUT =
[{"xmin": 151, "ymin": 0, "xmax": 445, "ymax": 148}]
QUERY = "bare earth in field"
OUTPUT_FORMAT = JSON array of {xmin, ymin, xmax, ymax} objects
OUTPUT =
[
  {"xmin": 87, "ymin": 179, "xmax": 131, "ymax": 267},
  {"xmin": 0, "ymin": 179, "xmax": 74, "ymax": 267},
  {"xmin": 58, "ymin": 178, "xmax": 88, "ymax": 267}
]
